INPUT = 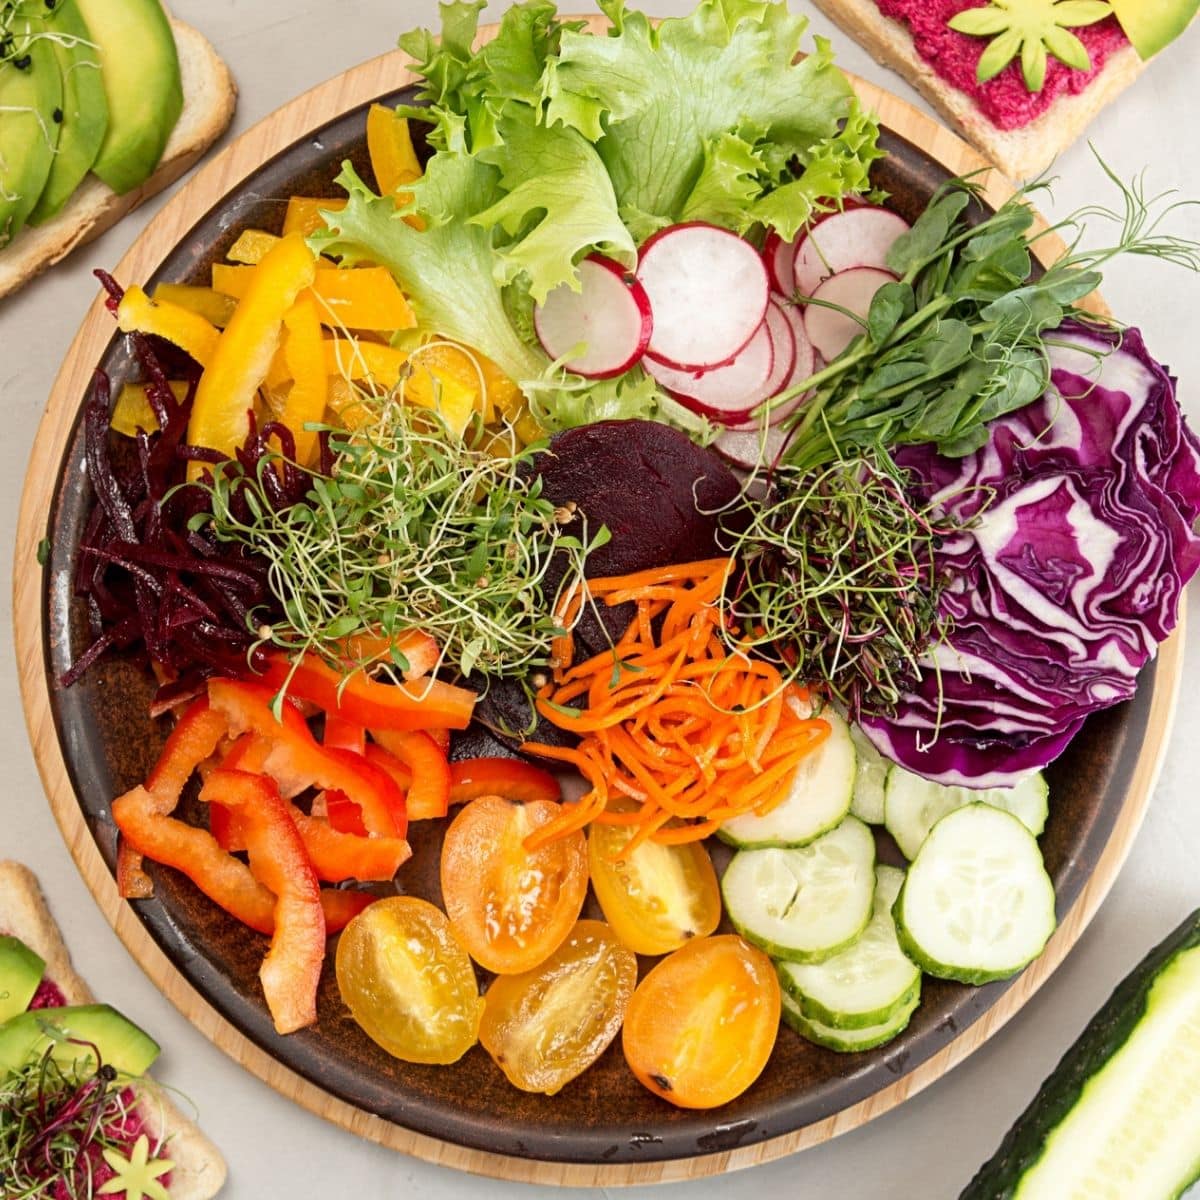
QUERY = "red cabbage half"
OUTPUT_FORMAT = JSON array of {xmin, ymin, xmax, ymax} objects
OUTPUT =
[{"xmin": 863, "ymin": 323, "xmax": 1200, "ymax": 787}]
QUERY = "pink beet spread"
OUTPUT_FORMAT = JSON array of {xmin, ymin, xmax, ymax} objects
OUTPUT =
[
  {"xmin": 874, "ymin": 0, "xmax": 1129, "ymax": 130},
  {"xmin": 28, "ymin": 977, "xmax": 68, "ymax": 1009}
]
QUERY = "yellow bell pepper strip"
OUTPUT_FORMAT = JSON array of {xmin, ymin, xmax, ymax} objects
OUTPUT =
[
  {"xmin": 321, "ymin": 338, "xmax": 477, "ymax": 436},
  {"xmin": 326, "ymin": 375, "xmax": 375, "ymax": 431},
  {"xmin": 187, "ymin": 231, "xmax": 317, "ymax": 461},
  {"xmin": 212, "ymin": 264, "xmax": 416, "ymax": 333},
  {"xmin": 199, "ymin": 768, "xmax": 325, "ymax": 1034},
  {"xmin": 282, "ymin": 195, "xmax": 346, "ymax": 237},
  {"xmin": 152, "ymin": 283, "xmax": 237, "ymax": 328},
  {"xmin": 110, "ymin": 380, "xmax": 189, "ymax": 437},
  {"xmin": 280, "ymin": 296, "xmax": 327, "ymax": 467},
  {"xmin": 117, "ymin": 285, "xmax": 220, "ymax": 368},
  {"xmin": 367, "ymin": 103, "xmax": 423, "ymax": 196},
  {"xmin": 226, "ymin": 228, "xmax": 283, "ymax": 265},
  {"xmin": 409, "ymin": 342, "xmax": 497, "ymax": 424}
]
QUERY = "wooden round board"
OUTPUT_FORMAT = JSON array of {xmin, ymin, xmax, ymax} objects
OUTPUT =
[{"xmin": 13, "ymin": 18, "xmax": 1188, "ymax": 1186}]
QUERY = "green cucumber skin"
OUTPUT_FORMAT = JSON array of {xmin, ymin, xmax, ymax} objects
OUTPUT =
[
  {"xmin": 727, "ymin": 909, "xmax": 870, "ymax": 965},
  {"xmin": 715, "ymin": 808, "xmax": 847, "ymax": 852},
  {"xmin": 781, "ymin": 985, "xmax": 920, "ymax": 1052},
  {"xmin": 960, "ymin": 909, "xmax": 1200, "ymax": 1199},
  {"xmin": 778, "ymin": 963, "xmax": 917, "ymax": 1031}
]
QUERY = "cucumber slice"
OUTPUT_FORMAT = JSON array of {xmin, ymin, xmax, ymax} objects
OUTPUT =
[
  {"xmin": 885, "ymin": 767, "xmax": 1049, "ymax": 860},
  {"xmin": 722, "ymin": 816, "xmax": 875, "ymax": 963},
  {"xmin": 778, "ymin": 864, "xmax": 920, "ymax": 1030},
  {"xmin": 781, "ymin": 982, "xmax": 919, "ymax": 1052},
  {"xmin": 963, "ymin": 910, "xmax": 1200, "ymax": 1199},
  {"xmin": 895, "ymin": 804, "xmax": 1055, "ymax": 985},
  {"xmin": 718, "ymin": 709, "xmax": 856, "ymax": 848},
  {"xmin": 849, "ymin": 723, "xmax": 889, "ymax": 825}
]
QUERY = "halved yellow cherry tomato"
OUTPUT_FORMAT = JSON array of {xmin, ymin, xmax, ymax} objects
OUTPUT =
[
  {"xmin": 622, "ymin": 935, "xmax": 780, "ymax": 1109},
  {"xmin": 335, "ymin": 896, "xmax": 483, "ymax": 1064},
  {"xmin": 588, "ymin": 823, "xmax": 721, "ymax": 956},
  {"xmin": 479, "ymin": 920, "xmax": 636, "ymax": 1095},
  {"xmin": 440, "ymin": 795, "xmax": 588, "ymax": 975}
]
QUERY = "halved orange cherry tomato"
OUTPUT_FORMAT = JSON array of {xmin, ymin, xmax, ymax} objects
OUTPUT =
[
  {"xmin": 588, "ymin": 823, "xmax": 721, "ymax": 956},
  {"xmin": 479, "ymin": 920, "xmax": 636, "ymax": 1095},
  {"xmin": 335, "ymin": 896, "xmax": 483, "ymax": 1065},
  {"xmin": 622, "ymin": 935, "xmax": 781, "ymax": 1109},
  {"xmin": 440, "ymin": 796, "xmax": 588, "ymax": 975}
]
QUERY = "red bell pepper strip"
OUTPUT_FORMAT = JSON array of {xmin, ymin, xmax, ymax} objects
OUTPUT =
[
  {"xmin": 207, "ymin": 680, "xmax": 407, "ymax": 838},
  {"xmin": 212, "ymin": 733, "xmax": 408, "ymax": 880},
  {"xmin": 116, "ymin": 697, "xmax": 229, "ymax": 898},
  {"xmin": 113, "ymin": 784, "xmax": 280, "ymax": 934},
  {"xmin": 113, "ymin": 783, "xmax": 373, "ymax": 932},
  {"xmin": 319, "ymin": 889, "xmax": 376, "ymax": 931},
  {"xmin": 426, "ymin": 727, "xmax": 451, "ymax": 754},
  {"xmin": 200, "ymin": 768, "xmax": 324, "ymax": 1034},
  {"xmin": 254, "ymin": 650, "xmax": 475, "ymax": 732},
  {"xmin": 339, "ymin": 629, "xmax": 441, "ymax": 679},
  {"xmin": 369, "ymin": 731, "xmax": 450, "ymax": 821},
  {"xmin": 324, "ymin": 715, "xmax": 365, "ymax": 753},
  {"xmin": 448, "ymin": 758, "xmax": 562, "ymax": 807}
]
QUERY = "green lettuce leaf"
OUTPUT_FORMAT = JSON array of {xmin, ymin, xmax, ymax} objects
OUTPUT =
[
  {"xmin": 525, "ymin": 366, "xmax": 717, "ymax": 440},
  {"xmin": 544, "ymin": 0, "xmax": 863, "ymax": 228},
  {"xmin": 473, "ymin": 114, "xmax": 637, "ymax": 302},
  {"xmin": 313, "ymin": 159, "xmax": 549, "ymax": 385}
]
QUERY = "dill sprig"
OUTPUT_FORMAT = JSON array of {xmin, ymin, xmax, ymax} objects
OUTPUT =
[
  {"xmin": 0, "ymin": 1044, "xmax": 143, "ymax": 1200},
  {"xmin": 200, "ymin": 398, "xmax": 606, "ymax": 682},
  {"xmin": 720, "ymin": 453, "xmax": 956, "ymax": 717}
]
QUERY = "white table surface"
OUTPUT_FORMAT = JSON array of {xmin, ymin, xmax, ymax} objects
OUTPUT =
[{"xmin": 3, "ymin": 3, "xmax": 1199, "ymax": 1196}]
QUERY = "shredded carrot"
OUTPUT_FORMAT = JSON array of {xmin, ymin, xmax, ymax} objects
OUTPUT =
[{"xmin": 523, "ymin": 558, "xmax": 830, "ymax": 851}]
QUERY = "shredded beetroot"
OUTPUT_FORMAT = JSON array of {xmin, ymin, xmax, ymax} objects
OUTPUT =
[{"xmin": 62, "ymin": 272, "xmax": 318, "ymax": 692}]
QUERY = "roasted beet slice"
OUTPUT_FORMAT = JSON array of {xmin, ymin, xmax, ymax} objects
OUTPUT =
[{"xmin": 476, "ymin": 419, "xmax": 744, "ymax": 750}]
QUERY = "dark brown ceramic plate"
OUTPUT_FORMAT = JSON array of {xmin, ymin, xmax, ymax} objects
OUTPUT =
[{"xmin": 37, "ymin": 86, "xmax": 1162, "ymax": 1168}]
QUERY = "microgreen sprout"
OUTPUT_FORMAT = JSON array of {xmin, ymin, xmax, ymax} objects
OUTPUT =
[
  {"xmin": 720, "ymin": 452, "xmax": 960, "ymax": 716},
  {"xmin": 199, "ymin": 396, "xmax": 607, "ymax": 684},
  {"xmin": 0, "ymin": 1040, "xmax": 147, "ymax": 1200}
]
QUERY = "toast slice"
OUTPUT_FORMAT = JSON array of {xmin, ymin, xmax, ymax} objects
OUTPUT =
[
  {"xmin": 0, "ymin": 17, "xmax": 236, "ymax": 302},
  {"xmin": 0, "ymin": 861, "xmax": 227, "ymax": 1200},
  {"xmin": 808, "ymin": 0, "xmax": 1144, "ymax": 181}
]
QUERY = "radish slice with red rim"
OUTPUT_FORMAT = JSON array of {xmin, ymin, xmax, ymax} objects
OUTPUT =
[
  {"xmin": 793, "ymin": 207, "xmax": 910, "ymax": 298},
  {"xmin": 725, "ymin": 301, "xmax": 796, "ymax": 431},
  {"xmin": 644, "ymin": 317, "xmax": 774, "ymax": 424},
  {"xmin": 763, "ymin": 230, "xmax": 798, "ymax": 297},
  {"xmin": 804, "ymin": 267, "xmax": 895, "ymax": 363},
  {"xmin": 715, "ymin": 423, "xmax": 794, "ymax": 470},
  {"xmin": 533, "ymin": 255, "xmax": 653, "ymax": 379},
  {"xmin": 637, "ymin": 222, "xmax": 769, "ymax": 370},
  {"xmin": 779, "ymin": 303, "xmax": 816, "ymax": 394}
]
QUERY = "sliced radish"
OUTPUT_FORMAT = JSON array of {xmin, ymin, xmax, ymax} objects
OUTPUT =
[
  {"xmin": 804, "ymin": 267, "xmax": 895, "ymax": 363},
  {"xmin": 779, "ymin": 303, "xmax": 816, "ymax": 394},
  {"xmin": 644, "ymin": 318, "xmax": 774, "ymax": 424},
  {"xmin": 533, "ymin": 255, "xmax": 653, "ymax": 379},
  {"xmin": 793, "ymin": 207, "xmax": 910, "ymax": 298},
  {"xmin": 725, "ymin": 302, "xmax": 795, "ymax": 431},
  {"xmin": 637, "ymin": 222, "xmax": 769, "ymax": 370},
  {"xmin": 763, "ymin": 230, "xmax": 798, "ymax": 297},
  {"xmin": 715, "ymin": 424, "xmax": 793, "ymax": 470}
]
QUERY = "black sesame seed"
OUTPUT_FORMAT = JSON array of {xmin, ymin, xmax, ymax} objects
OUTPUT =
[
  {"xmin": 52, "ymin": 106, "xmax": 62, "ymax": 122},
  {"xmin": 12, "ymin": 52, "xmax": 30, "ymax": 69}
]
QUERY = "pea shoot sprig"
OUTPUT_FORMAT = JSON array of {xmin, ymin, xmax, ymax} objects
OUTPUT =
[
  {"xmin": 199, "ymin": 396, "xmax": 607, "ymax": 684},
  {"xmin": 772, "ymin": 157, "xmax": 1200, "ymax": 472}
]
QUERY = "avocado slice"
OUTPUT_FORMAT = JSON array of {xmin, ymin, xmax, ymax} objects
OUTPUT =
[
  {"xmin": 0, "ymin": 1003, "xmax": 161, "ymax": 1079},
  {"xmin": 1111, "ymin": 0, "xmax": 1200, "ymax": 59},
  {"xmin": 0, "ymin": 9, "xmax": 63, "ymax": 248},
  {"xmin": 0, "ymin": 935, "xmax": 46, "ymax": 1024},
  {"xmin": 27, "ymin": 0, "xmax": 109, "ymax": 224},
  {"xmin": 72, "ymin": 0, "xmax": 181, "ymax": 195}
]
